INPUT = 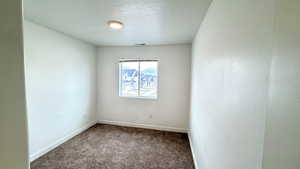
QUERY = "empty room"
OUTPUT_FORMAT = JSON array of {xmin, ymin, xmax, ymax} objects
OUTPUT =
[{"xmin": 1, "ymin": 0, "xmax": 300, "ymax": 169}]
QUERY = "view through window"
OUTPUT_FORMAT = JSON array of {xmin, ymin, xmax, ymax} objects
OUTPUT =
[{"xmin": 119, "ymin": 60, "xmax": 158, "ymax": 99}]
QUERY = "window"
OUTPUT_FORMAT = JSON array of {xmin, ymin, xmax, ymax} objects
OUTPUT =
[{"xmin": 119, "ymin": 60, "xmax": 158, "ymax": 99}]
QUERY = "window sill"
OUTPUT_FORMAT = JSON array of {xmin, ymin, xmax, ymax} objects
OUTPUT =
[{"xmin": 119, "ymin": 96, "xmax": 158, "ymax": 100}]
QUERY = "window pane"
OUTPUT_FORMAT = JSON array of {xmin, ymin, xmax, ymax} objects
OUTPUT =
[
  {"xmin": 140, "ymin": 61, "xmax": 158, "ymax": 98},
  {"xmin": 120, "ymin": 62, "xmax": 139, "ymax": 97}
]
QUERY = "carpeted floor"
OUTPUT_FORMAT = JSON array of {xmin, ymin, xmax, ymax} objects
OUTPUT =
[{"xmin": 31, "ymin": 124, "xmax": 195, "ymax": 169}]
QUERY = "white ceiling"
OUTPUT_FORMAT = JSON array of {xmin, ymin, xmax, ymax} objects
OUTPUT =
[{"xmin": 24, "ymin": 0, "xmax": 211, "ymax": 46}]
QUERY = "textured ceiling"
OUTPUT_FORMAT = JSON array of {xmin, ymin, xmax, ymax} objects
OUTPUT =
[{"xmin": 24, "ymin": 0, "xmax": 212, "ymax": 46}]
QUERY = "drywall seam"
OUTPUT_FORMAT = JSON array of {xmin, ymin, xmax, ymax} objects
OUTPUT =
[{"xmin": 261, "ymin": 0, "xmax": 278, "ymax": 168}]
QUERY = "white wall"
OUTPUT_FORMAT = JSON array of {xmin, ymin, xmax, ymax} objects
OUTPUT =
[
  {"xmin": 24, "ymin": 20, "xmax": 97, "ymax": 161},
  {"xmin": 97, "ymin": 45, "xmax": 191, "ymax": 132},
  {"xmin": 263, "ymin": 1, "xmax": 300, "ymax": 169},
  {"xmin": 0, "ymin": 0, "xmax": 29, "ymax": 169},
  {"xmin": 190, "ymin": 0, "xmax": 274, "ymax": 169},
  {"xmin": 191, "ymin": 0, "xmax": 300, "ymax": 169}
]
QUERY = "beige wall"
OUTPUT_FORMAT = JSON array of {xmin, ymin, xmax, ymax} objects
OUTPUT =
[{"xmin": 0, "ymin": 0, "xmax": 29, "ymax": 169}]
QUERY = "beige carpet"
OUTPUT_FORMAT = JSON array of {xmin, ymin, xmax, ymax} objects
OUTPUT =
[{"xmin": 31, "ymin": 124, "xmax": 195, "ymax": 169}]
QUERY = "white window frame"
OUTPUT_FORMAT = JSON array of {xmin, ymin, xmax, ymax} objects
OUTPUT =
[{"xmin": 119, "ymin": 59, "xmax": 159, "ymax": 100}]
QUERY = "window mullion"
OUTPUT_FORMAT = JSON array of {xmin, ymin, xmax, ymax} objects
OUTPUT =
[
  {"xmin": 119, "ymin": 63, "xmax": 122, "ymax": 96},
  {"xmin": 138, "ymin": 61, "xmax": 141, "ymax": 97}
]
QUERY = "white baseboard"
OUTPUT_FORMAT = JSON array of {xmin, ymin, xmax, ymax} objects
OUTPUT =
[
  {"xmin": 30, "ymin": 120, "xmax": 97, "ymax": 162},
  {"xmin": 188, "ymin": 131, "xmax": 199, "ymax": 169},
  {"xmin": 98, "ymin": 120, "xmax": 188, "ymax": 133}
]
